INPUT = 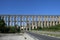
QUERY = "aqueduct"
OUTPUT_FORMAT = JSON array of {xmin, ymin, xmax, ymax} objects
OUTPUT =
[{"xmin": 0, "ymin": 15, "xmax": 60, "ymax": 31}]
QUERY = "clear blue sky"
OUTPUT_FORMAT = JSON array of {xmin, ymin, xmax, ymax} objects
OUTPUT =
[{"xmin": 0, "ymin": 0, "xmax": 60, "ymax": 15}]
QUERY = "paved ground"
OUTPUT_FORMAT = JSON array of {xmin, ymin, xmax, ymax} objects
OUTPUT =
[
  {"xmin": 0, "ymin": 31, "xmax": 60, "ymax": 40},
  {"xmin": 0, "ymin": 33, "xmax": 36, "ymax": 40},
  {"xmin": 26, "ymin": 31, "xmax": 60, "ymax": 40}
]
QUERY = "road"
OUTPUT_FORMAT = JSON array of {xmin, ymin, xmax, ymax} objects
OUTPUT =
[{"xmin": 26, "ymin": 31, "xmax": 60, "ymax": 40}]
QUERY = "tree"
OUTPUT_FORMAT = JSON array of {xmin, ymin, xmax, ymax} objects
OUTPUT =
[
  {"xmin": 0, "ymin": 16, "xmax": 6, "ymax": 33},
  {"xmin": 0, "ymin": 19, "xmax": 6, "ymax": 27}
]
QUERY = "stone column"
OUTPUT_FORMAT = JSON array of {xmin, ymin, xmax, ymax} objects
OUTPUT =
[
  {"xmin": 47, "ymin": 21, "xmax": 49, "ymax": 27},
  {"xmin": 12, "ymin": 16, "xmax": 14, "ymax": 26},
  {"xmin": 58, "ymin": 16, "xmax": 60, "ymax": 24},
  {"xmin": 32, "ymin": 16, "xmax": 34, "ymax": 29},
  {"xmin": 55, "ymin": 16, "xmax": 58, "ymax": 25},
  {"xmin": 14, "ymin": 16, "xmax": 16, "ymax": 26},
  {"xmin": 8, "ymin": 16, "xmax": 10, "ymax": 26},
  {"xmin": 26, "ymin": 16, "xmax": 28, "ymax": 31},
  {"xmin": 20, "ymin": 16, "xmax": 22, "ymax": 27},
  {"xmin": 22, "ymin": 16, "xmax": 24, "ymax": 31},
  {"xmin": 29, "ymin": 16, "xmax": 31, "ymax": 31},
  {"xmin": 17, "ymin": 16, "xmax": 19, "ymax": 27},
  {"xmin": 47, "ymin": 16, "xmax": 49, "ymax": 27},
  {"xmin": 41, "ymin": 16, "xmax": 43, "ymax": 28},
  {"xmin": 2, "ymin": 16, "xmax": 6, "ymax": 25},
  {"xmin": 4, "ymin": 16, "xmax": 7, "ymax": 26},
  {"xmin": 53, "ymin": 16, "xmax": 55, "ymax": 26},
  {"xmin": 10, "ymin": 16, "xmax": 12, "ymax": 26},
  {"xmin": 38, "ymin": 16, "xmax": 41, "ymax": 27},
  {"xmin": 35, "ymin": 16, "xmax": 38, "ymax": 29},
  {"xmin": 1, "ymin": 16, "xmax": 4, "ymax": 20},
  {"xmin": 50, "ymin": 16, "xmax": 52, "ymax": 26},
  {"xmin": 44, "ymin": 16, "xmax": 47, "ymax": 27},
  {"xmin": 5, "ymin": 16, "xmax": 7, "ymax": 23}
]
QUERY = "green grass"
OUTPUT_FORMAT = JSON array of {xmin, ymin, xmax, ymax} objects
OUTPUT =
[{"xmin": 33, "ymin": 24, "xmax": 60, "ymax": 31}]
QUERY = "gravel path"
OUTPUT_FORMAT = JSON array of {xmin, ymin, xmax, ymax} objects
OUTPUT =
[
  {"xmin": 31, "ymin": 30, "xmax": 60, "ymax": 38},
  {"xmin": 0, "ymin": 33, "xmax": 36, "ymax": 40}
]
